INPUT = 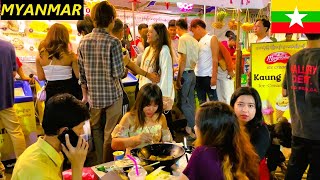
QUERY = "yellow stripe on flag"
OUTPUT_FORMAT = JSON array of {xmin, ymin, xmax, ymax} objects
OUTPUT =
[{"xmin": 271, "ymin": 0, "xmax": 320, "ymax": 11}]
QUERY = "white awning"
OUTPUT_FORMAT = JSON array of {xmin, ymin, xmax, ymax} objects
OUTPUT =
[{"xmin": 153, "ymin": 0, "xmax": 269, "ymax": 9}]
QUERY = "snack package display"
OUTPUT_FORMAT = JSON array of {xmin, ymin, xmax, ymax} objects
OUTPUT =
[
  {"xmin": 275, "ymin": 94, "xmax": 289, "ymax": 120},
  {"xmin": 262, "ymin": 100, "xmax": 274, "ymax": 124}
]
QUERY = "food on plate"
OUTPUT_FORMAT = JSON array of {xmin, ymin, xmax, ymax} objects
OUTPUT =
[
  {"xmin": 114, "ymin": 158, "xmax": 136, "ymax": 167},
  {"xmin": 148, "ymin": 155, "xmax": 174, "ymax": 161}
]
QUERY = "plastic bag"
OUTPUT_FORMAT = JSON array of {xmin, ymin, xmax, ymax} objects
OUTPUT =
[{"xmin": 36, "ymin": 86, "xmax": 47, "ymax": 102}]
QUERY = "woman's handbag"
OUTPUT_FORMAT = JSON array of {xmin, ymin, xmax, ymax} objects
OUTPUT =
[
  {"xmin": 37, "ymin": 83, "xmax": 47, "ymax": 102},
  {"xmin": 218, "ymin": 59, "xmax": 227, "ymax": 71},
  {"xmin": 37, "ymin": 58, "xmax": 54, "ymax": 102}
]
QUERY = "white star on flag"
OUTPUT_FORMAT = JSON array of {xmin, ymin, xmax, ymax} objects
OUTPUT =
[{"xmin": 285, "ymin": 7, "xmax": 308, "ymax": 28}]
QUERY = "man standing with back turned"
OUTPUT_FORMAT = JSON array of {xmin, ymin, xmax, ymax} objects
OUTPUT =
[
  {"xmin": 283, "ymin": 34, "xmax": 320, "ymax": 180},
  {"xmin": 175, "ymin": 19, "xmax": 199, "ymax": 139},
  {"xmin": 78, "ymin": 1, "xmax": 125, "ymax": 163}
]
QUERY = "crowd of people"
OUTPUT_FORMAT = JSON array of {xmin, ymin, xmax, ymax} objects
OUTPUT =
[{"xmin": 0, "ymin": 1, "xmax": 319, "ymax": 180}]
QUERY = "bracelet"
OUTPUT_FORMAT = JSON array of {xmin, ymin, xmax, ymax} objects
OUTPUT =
[{"xmin": 144, "ymin": 72, "xmax": 148, "ymax": 77}]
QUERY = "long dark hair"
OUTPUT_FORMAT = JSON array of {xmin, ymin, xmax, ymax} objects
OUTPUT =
[
  {"xmin": 230, "ymin": 87, "xmax": 264, "ymax": 133},
  {"xmin": 141, "ymin": 33, "xmax": 149, "ymax": 49},
  {"xmin": 144, "ymin": 23, "xmax": 173, "ymax": 74},
  {"xmin": 130, "ymin": 83, "xmax": 163, "ymax": 129},
  {"xmin": 195, "ymin": 102, "xmax": 259, "ymax": 179}
]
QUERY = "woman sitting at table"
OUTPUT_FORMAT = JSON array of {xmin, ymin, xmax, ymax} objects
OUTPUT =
[
  {"xmin": 230, "ymin": 87, "xmax": 271, "ymax": 179},
  {"xmin": 111, "ymin": 83, "xmax": 172, "ymax": 152},
  {"xmin": 180, "ymin": 101, "xmax": 259, "ymax": 180}
]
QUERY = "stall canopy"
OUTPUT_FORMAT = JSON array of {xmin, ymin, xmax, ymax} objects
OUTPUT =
[{"xmin": 153, "ymin": 0, "xmax": 269, "ymax": 9}]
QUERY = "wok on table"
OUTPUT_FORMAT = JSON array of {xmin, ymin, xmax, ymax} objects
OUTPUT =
[
  {"xmin": 91, "ymin": 143, "xmax": 191, "ymax": 179},
  {"xmin": 131, "ymin": 143, "xmax": 186, "ymax": 171}
]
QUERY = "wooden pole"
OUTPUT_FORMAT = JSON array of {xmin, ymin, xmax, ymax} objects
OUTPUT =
[
  {"xmin": 235, "ymin": 8, "xmax": 242, "ymax": 89},
  {"xmin": 213, "ymin": 7, "xmax": 217, "ymax": 35},
  {"xmin": 203, "ymin": 5, "xmax": 206, "ymax": 22},
  {"xmin": 132, "ymin": 2, "xmax": 136, "ymax": 44}
]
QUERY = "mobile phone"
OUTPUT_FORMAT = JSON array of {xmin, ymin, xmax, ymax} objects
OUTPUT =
[{"xmin": 58, "ymin": 128, "xmax": 79, "ymax": 148}]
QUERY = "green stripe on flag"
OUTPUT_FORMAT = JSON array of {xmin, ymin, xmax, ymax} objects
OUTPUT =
[{"xmin": 271, "ymin": 11, "xmax": 320, "ymax": 22}]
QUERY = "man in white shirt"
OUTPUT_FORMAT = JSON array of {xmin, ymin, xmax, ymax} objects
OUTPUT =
[
  {"xmin": 168, "ymin": 20, "xmax": 179, "ymax": 65},
  {"xmin": 189, "ymin": 19, "xmax": 218, "ymax": 104},
  {"xmin": 137, "ymin": 23, "xmax": 148, "ymax": 53},
  {"xmin": 254, "ymin": 19, "xmax": 273, "ymax": 43},
  {"xmin": 176, "ymin": 19, "xmax": 200, "ymax": 138}
]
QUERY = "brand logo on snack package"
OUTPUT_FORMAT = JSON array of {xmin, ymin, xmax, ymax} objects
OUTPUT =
[
  {"xmin": 0, "ymin": 0, "xmax": 84, "ymax": 20},
  {"xmin": 265, "ymin": 52, "xmax": 291, "ymax": 64}
]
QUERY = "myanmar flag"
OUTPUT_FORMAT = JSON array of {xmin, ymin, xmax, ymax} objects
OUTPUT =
[{"xmin": 271, "ymin": 0, "xmax": 320, "ymax": 33}]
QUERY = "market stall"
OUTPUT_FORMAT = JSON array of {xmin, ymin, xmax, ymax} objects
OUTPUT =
[
  {"xmin": 155, "ymin": 0, "xmax": 270, "ymax": 88},
  {"xmin": 0, "ymin": 81, "xmax": 37, "ymax": 161},
  {"xmin": 0, "ymin": 1, "xmax": 301, "ymax": 179},
  {"xmin": 251, "ymin": 41, "xmax": 306, "ymax": 124}
]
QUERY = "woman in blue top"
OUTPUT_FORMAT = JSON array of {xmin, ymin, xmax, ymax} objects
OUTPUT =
[{"xmin": 181, "ymin": 101, "xmax": 259, "ymax": 180}]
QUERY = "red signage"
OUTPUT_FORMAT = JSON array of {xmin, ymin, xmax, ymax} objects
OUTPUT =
[{"xmin": 265, "ymin": 52, "xmax": 291, "ymax": 64}]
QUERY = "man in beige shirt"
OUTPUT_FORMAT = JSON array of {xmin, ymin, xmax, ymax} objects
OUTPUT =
[{"xmin": 176, "ymin": 19, "xmax": 200, "ymax": 138}]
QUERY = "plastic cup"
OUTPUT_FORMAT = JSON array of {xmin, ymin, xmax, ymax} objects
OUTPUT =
[
  {"xmin": 128, "ymin": 165, "xmax": 147, "ymax": 180},
  {"xmin": 113, "ymin": 151, "xmax": 125, "ymax": 161}
]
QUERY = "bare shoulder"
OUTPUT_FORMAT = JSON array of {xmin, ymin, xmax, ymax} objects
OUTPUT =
[
  {"xmin": 210, "ymin": 35, "xmax": 219, "ymax": 42},
  {"xmin": 119, "ymin": 112, "xmax": 135, "ymax": 126},
  {"xmin": 62, "ymin": 51, "xmax": 77, "ymax": 64}
]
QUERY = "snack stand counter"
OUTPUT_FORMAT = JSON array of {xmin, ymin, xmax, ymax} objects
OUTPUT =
[
  {"xmin": 0, "ymin": 81, "xmax": 37, "ymax": 160},
  {"xmin": 122, "ymin": 72, "xmax": 138, "ymax": 109}
]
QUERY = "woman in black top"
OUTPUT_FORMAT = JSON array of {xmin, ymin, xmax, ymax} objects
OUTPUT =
[{"xmin": 230, "ymin": 87, "xmax": 271, "ymax": 179}]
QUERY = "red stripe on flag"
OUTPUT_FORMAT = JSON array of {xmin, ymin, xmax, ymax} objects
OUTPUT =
[{"xmin": 271, "ymin": 22, "xmax": 320, "ymax": 33}]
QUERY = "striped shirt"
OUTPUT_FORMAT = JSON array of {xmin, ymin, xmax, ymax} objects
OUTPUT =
[{"xmin": 78, "ymin": 28, "xmax": 125, "ymax": 108}]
